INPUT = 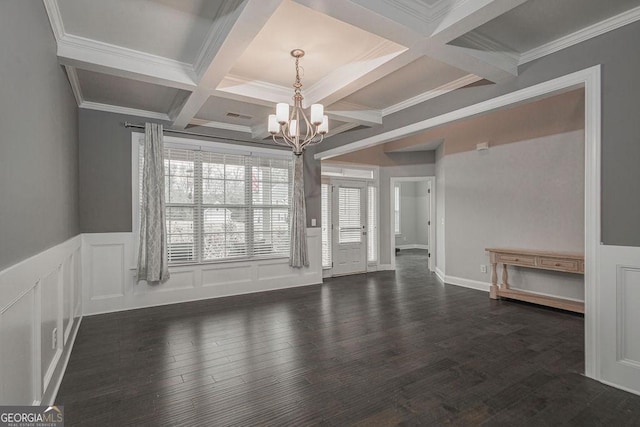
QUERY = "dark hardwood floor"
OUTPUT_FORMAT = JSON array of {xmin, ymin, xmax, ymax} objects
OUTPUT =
[{"xmin": 57, "ymin": 249, "xmax": 640, "ymax": 426}]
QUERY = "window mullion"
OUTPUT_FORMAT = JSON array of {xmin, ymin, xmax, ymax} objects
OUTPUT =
[
  {"xmin": 194, "ymin": 152, "xmax": 203, "ymax": 263},
  {"xmin": 245, "ymin": 158, "xmax": 254, "ymax": 257}
]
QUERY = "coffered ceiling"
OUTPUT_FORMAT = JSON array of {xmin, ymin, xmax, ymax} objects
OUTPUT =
[{"xmin": 44, "ymin": 0, "xmax": 640, "ymax": 144}]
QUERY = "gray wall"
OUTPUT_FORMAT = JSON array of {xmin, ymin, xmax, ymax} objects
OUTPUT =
[
  {"xmin": 319, "ymin": 20, "xmax": 640, "ymax": 247},
  {"xmin": 444, "ymin": 130, "xmax": 585, "ymax": 300},
  {"xmin": 0, "ymin": 1, "xmax": 79, "ymax": 270},
  {"xmin": 435, "ymin": 144, "xmax": 446, "ymax": 273},
  {"xmin": 380, "ymin": 163, "xmax": 435, "ymax": 265},
  {"xmin": 416, "ymin": 181, "xmax": 429, "ymax": 245},
  {"xmin": 79, "ymin": 109, "xmax": 320, "ymax": 232}
]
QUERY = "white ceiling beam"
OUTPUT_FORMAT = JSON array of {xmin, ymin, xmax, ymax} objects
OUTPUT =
[
  {"xmin": 325, "ymin": 109, "xmax": 382, "ymax": 127},
  {"xmin": 55, "ymin": 35, "xmax": 198, "ymax": 91},
  {"xmin": 172, "ymin": 0, "xmax": 284, "ymax": 128},
  {"xmin": 428, "ymin": 0, "xmax": 529, "ymax": 44},
  {"xmin": 311, "ymin": 48, "xmax": 424, "ymax": 108},
  {"xmin": 424, "ymin": 42, "xmax": 517, "ymax": 83}
]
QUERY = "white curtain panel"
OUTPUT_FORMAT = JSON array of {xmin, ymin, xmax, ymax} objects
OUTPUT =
[
  {"xmin": 290, "ymin": 154, "xmax": 309, "ymax": 268},
  {"xmin": 137, "ymin": 123, "xmax": 170, "ymax": 283}
]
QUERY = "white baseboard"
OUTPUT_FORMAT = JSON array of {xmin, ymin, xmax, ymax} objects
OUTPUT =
[
  {"xmin": 435, "ymin": 267, "xmax": 445, "ymax": 282},
  {"xmin": 378, "ymin": 264, "xmax": 395, "ymax": 271},
  {"xmin": 443, "ymin": 274, "xmax": 491, "ymax": 293},
  {"xmin": 396, "ymin": 244, "xmax": 429, "ymax": 250}
]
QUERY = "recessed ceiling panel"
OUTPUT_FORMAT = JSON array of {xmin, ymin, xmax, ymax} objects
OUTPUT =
[
  {"xmin": 462, "ymin": 0, "xmax": 640, "ymax": 53},
  {"xmin": 227, "ymin": 0, "xmax": 405, "ymax": 88},
  {"xmin": 341, "ymin": 56, "xmax": 470, "ymax": 109},
  {"xmin": 57, "ymin": 0, "xmax": 242, "ymax": 63},
  {"xmin": 77, "ymin": 69, "xmax": 189, "ymax": 113}
]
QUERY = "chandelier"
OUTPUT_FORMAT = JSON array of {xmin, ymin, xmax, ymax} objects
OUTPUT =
[{"xmin": 268, "ymin": 49, "xmax": 328, "ymax": 155}]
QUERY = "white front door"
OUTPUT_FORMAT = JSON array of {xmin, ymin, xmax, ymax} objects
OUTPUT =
[{"xmin": 332, "ymin": 180, "xmax": 367, "ymax": 276}]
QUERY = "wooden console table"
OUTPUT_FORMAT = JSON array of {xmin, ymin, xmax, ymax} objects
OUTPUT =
[{"xmin": 485, "ymin": 248, "xmax": 584, "ymax": 313}]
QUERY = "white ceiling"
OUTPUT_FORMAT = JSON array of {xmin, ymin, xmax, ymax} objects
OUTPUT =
[{"xmin": 44, "ymin": 0, "xmax": 640, "ymax": 142}]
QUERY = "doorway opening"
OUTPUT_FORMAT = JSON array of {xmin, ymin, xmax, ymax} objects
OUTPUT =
[{"xmin": 390, "ymin": 176, "xmax": 435, "ymax": 273}]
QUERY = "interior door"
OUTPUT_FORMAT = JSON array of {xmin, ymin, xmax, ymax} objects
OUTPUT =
[{"xmin": 332, "ymin": 179, "xmax": 367, "ymax": 276}]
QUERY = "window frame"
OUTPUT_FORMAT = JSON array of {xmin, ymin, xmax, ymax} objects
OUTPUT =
[
  {"xmin": 132, "ymin": 132, "xmax": 293, "ymax": 266},
  {"xmin": 394, "ymin": 184, "xmax": 401, "ymax": 235}
]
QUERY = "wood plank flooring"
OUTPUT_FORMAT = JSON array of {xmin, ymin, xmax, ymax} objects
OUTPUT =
[{"xmin": 56, "ymin": 249, "xmax": 640, "ymax": 426}]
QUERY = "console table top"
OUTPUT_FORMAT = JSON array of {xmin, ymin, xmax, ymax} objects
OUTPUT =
[{"xmin": 485, "ymin": 248, "xmax": 584, "ymax": 260}]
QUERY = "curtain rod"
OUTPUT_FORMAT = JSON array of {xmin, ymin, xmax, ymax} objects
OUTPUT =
[{"xmin": 123, "ymin": 122, "xmax": 282, "ymax": 148}]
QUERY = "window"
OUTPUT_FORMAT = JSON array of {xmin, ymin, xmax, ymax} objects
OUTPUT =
[
  {"xmin": 338, "ymin": 187, "xmax": 362, "ymax": 243},
  {"xmin": 139, "ymin": 141, "xmax": 292, "ymax": 264},
  {"xmin": 394, "ymin": 184, "xmax": 401, "ymax": 234},
  {"xmin": 321, "ymin": 183, "xmax": 332, "ymax": 268},
  {"xmin": 367, "ymin": 185, "xmax": 377, "ymax": 263}
]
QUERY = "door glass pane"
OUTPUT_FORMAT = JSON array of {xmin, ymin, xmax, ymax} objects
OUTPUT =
[{"xmin": 338, "ymin": 187, "xmax": 361, "ymax": 244}]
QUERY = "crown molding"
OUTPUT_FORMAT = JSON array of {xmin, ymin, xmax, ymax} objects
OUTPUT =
[
  {"xmin": 189, "ymin": 118, "xmax": 252, "ymax": 134},
  {"xmin": 63, "ymin": 66, "xmax": 84, "ymax": 106},
  {"xmin": 43, "ymin": 0, "xmax": 65, "ymax": 42},
  {"xmin": 382, "ymin": 73, "xmax": 482, "ymax": 116},
  {"xmin": 519, "ymin": 5, "xmax": 640, "ymax": 65},
  {"xmin": 79, "ymin": 101, "xmax": 171, "ymax": 121},
  {"xmin": 57, "ymin": 33, "xmax": 197, "ymax": 91}
]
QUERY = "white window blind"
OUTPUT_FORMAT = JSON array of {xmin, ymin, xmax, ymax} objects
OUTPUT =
[
  {"xmin": 338, "ymin": 187, "xmax": 362, "ymax": 244},
  {"xmin": 321, "ymin": 183, "xmax": 332, "ymax": 268},
  {"xmin": 394, "ymin": 185, "xmax": 401, "ymax": 234},
  {"xmin": 139, "ymin": 143, "xmax": 292, "ymax": 264},
  {"xmin": 367, "ymin": 185, "xmax": 377, "ymax": 263}
]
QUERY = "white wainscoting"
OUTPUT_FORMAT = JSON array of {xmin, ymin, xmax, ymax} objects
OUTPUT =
[
  {"xmin": 599, "ymin": 245, "xmax": 640, "ymax": 395},
  {"xmin": 82, "ymin": 228, "xmax": 323, "ymax": 315},
  {"xmin": 0, "ymin": 235, "xmax": 82, "ymax": 405}
]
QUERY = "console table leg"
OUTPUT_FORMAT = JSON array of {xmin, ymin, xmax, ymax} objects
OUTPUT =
[
  {"xmin": 502, "ymin": 264, "xmax": 509, "ymax": 289},
  {"xmin": 490, "ymin": 262, "xmax": 498, "ymax": 299}
]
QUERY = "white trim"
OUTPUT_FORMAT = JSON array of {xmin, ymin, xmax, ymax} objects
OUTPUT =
[
  {"xmin": 64, "ymin": 66, "xmax": 83, "ymax": 107},
  {"xmin": 435, "ymin": 266, "xmax": 445, "ymax": 283},
  {"xmin": 520, "ymin": 5, "xmax": 640, "ymax": 65},
  {"xmin": 80, "ymin": 101, "xmax": 171, "ymax": 121},
  {"xmin": 189, "ymin": 118, "xmax": 252, "ymax": 134},
  {"xmin": 56, "ymin": 34, "xmax": 196, "ymax": 90},
  {"xmin": 192, "ymin": 1, "xmax": 251, "ymax": 80},
  {"xmin": 42, "ymin": 0, "xmax": 65, "ymax": 42},
  {"xmin": 378, "ymin": 264, "xmax": 395, "ymax": 271},
  {"xmin": 443, "ymin": 275, "xmax": 491, "ymax": 293},
  {"xmin": 382, "ymin": 74, "xmax": 482, "ymax": 116}
]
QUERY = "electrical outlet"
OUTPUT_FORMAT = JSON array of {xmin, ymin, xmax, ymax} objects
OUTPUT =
[
  {"xmin": 311, "ymin": 218, "xmax": 317, "ymax": 227},
  {"xmin": 480, "ymin": 265, "xmax": 487, "ymax": 273},
  {"xmin": 52, "ymin": 328, "xmax": 57, "ymax": 349}
]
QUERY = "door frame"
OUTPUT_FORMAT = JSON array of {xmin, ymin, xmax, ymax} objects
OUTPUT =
[
  {"xmin": 317, "ymin": 65, "xmax": 601, "ymax": 382},
  {"xmin": 390, "ymin": 176, "xmax": 436, "ymax": 272}
]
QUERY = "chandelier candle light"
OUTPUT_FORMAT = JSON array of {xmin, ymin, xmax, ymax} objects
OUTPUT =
[{"xmin": 268, "ymin": 49, "xmax": 328, "ymax": 155}]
